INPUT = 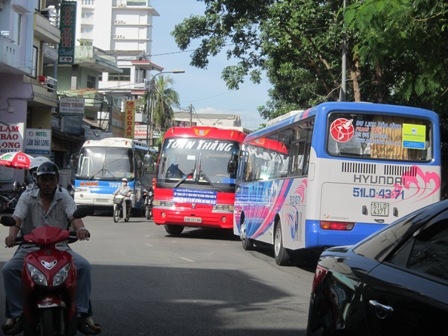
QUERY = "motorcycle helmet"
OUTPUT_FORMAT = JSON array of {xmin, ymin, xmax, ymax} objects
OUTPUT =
[
  {"xmin": 122, "ymin": 178, "xmax": 128, "ymax": 182},
  {"xmin": 36, "ymin": 161, "xmax": 59, "ymax": 177},
  {"xmin": 29, "ymin": 156, "xmax": 50, "ymax": 179}
]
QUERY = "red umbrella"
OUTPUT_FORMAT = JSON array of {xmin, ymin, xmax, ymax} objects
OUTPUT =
[{"xmin": 0, "ymin": 151, "xmax": 34, "ymax": 169}]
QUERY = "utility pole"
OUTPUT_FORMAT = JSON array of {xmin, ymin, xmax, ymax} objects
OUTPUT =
[
  {"xmin": 339, "ymin": 0, "xmax": 347, "ymax": 101},
  {"xmin": 189, "ymin": 104, "xmax": 193, "ymax": 126}
]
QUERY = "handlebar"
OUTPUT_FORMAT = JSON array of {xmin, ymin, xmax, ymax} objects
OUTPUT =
[{"xmin": 5, "ymin": 231, "xmax": 81, "ymax": 248}]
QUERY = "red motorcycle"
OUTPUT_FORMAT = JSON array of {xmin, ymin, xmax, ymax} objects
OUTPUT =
[{"xmin": 1, "ymin": 207, "xmax": 90, "ymax": 336}]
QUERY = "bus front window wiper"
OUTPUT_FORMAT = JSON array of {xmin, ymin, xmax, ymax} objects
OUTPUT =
[
  {"xmin": 174, "ymin": 175, "xmax": 187, "ymax": 188},
  {"xmin": 199, "ymin": 171, "xmax": 217, "ymax": 190},
  {"xmin": 89, "ymin": 167, "xmax": 115, "ymax": 180}
]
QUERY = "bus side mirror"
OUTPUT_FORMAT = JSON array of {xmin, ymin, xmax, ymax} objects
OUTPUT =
[{"xmin": 227, "ymin": 154, "xmax": 238, "ymax": 175}]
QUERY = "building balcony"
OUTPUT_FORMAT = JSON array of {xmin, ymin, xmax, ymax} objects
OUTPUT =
[
  {"xmin": 24, "ymin": 76, "xmax": 59, "ymax": 107},
  {"xmin": 74, "ymin": 46, "xmax": 122, "ymax": 73},
  {"xmin": 34, "ymin": 11, "xmax": 60, "ymax": 44},
  {"xmin": 0, "ymin": 35, "xmax": 30, "ymax": 75}
]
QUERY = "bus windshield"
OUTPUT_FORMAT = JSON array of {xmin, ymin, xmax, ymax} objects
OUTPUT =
[
  {"xmin": 75, "ymin": 146, "xmax": 133, "ymax": 181},
  {"xmin": 157, "ymin": 138, "xmax": 240, "ymax": 187}
]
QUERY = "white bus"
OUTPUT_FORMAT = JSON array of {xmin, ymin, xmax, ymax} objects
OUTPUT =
[
  {"xmin": 234, "ymin": 102, "xmax": 442, "ymax": 265},
  {"xmin": 73, "ymin": 137, "xmax": 156, "ymax": 214}
]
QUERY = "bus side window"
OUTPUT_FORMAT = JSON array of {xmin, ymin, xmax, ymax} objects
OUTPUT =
[
  {"xmin": 289, "ymin": 119, "xmax": 314, "ymax": 177},
  {"xmin": 244, "ymin": 155, "xmax": 254, "ymax": 181}
]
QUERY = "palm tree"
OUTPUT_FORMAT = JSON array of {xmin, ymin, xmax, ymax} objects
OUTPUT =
[{"xmin": 146, "ymin": 75, "xmax": 181, "ymax": 140}]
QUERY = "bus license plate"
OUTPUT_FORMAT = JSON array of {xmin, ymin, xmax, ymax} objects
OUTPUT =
[
  {"xmin": 96, "ymin": 198, "xmax": 109, "ymax": 203},
  {"xmin": 371, "ymin": 202, "xmax": 389, "ymax": 216},
  {"xmin": 184, "ymin": 217, "xmax": 202, "ymax": 223}
]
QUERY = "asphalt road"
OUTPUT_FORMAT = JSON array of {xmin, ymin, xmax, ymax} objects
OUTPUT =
[{"xmin": 0, "ymin": 212, "xmax": 318, "ymax": 335}]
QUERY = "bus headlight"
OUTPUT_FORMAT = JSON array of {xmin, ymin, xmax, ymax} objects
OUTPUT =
[
  {"xmin": 154, "ymin": 200, "xmax": 174, "ymax": 207},
  {"xmin": 75, "ymin": 187, "xmax": 90, "ymax": 193},
  {"xmin": 213, "ymin": 204, "xmax": 234, "ymax": 212}
]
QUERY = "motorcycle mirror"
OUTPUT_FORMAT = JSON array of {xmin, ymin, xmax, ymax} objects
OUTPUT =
[
  {"xmin": 0, "ymin": 216, "xmax": 16, "ymax": 227},
  {"xmin": 73, "ymin": 207, "xmax": 90, "ymax": 219}
]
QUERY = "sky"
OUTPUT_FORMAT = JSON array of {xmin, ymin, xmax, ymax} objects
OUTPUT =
[{"xmin": 150, "ymin": 0, "xmax": 270, "ymax": 130}]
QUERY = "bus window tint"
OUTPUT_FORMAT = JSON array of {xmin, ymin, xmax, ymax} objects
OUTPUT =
[
  {"xmin": 289, "ymin": 119, "xmax": 314, "ymax": 176},
  {"xmin": 243, "ymin": 134, "xmax": 290, "ymax": 181},
  {"xmin": 327, "ymin": 113, "xmax": 433, "ymax": 161},
  {"xmin": 157, "ymin": 138, "xmax": 240, "ymax": 185}
]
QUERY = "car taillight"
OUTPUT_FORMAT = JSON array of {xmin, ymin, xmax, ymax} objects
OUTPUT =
[
  {"xmin": 320, "ymin": 221, "xmax": 354, "ymax": 230},
  {"xmin": 311, "ymin": 265, "xmax": 328, "ymax": 293}
]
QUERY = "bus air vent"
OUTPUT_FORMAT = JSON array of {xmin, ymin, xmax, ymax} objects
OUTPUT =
[
  {"xmin": 341, "ymin": 162, "xmax": 376, "ymax": 174},
  {"xmin": 383, "ymin": 165, "xmax": 417, "ymax": 177}
]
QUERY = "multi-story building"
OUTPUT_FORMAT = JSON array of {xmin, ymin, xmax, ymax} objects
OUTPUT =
[
  {"xmin": 73, "ymin": 0, "xmax": 163, "ymax": 134},
  {"xmin": 0, "ymin": 0, "xmax": 62, "ymax": 189}
]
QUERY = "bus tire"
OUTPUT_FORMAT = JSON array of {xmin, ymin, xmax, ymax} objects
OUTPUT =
[
  {"xmin": 164, "ymin": 224, "xmax": 184, "ymax": 235},
  {"xmin": 274, "ymin": 222, "xmax": 290, "ymax": 266},
  {"xmin": 240, "ymin": 221, "xmax": 253, "ymax": 250}
]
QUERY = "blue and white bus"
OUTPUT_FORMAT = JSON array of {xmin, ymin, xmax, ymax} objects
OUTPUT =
[
  {"xmin": 234, "ymin": 102, "xmax": 442, "ymax": 265},
  {"xmin": 73, "ymin": 137, "xmax": 157, "ymax": 214}
]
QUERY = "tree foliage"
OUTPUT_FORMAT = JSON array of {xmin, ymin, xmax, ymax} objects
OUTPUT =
[
  {"xmin": 172, "ymin": 0, "xmax": 448, "ymax": 124},
  {"xmin": 145, "ymin": 75, "xmax": 181, "ymax": 134}
]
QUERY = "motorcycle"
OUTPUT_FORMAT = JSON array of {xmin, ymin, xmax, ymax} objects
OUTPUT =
[
  {"xmin": 113, "ymin": 195, "xmax": 130, "ymax": 223},
  {"xmin": 0, "ymin": 207, "xmax": 90, "ymax": 336},
  {"xmin": 144, "ymin": 188, "xmax": 153, "ymax": 220}
]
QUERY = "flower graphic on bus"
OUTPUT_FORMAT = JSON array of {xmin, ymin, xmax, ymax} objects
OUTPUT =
[{"xmin": 330, "ymin": 118, "xmax": 354, "ymax": 142}]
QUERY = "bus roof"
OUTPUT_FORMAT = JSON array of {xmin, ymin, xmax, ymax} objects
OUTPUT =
[
  {"xmin": 246, "ymin": 101, "xmax": 439, "ymax": 142},
  {"xmin": 164, "ymin": 126, "xmax": 247, "ymax": 142},
  {"xmin": 82, "ymin": 137, "xmax": 154, "ymax": 152}
]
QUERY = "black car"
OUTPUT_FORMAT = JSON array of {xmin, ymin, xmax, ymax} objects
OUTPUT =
[{"xmin": 306, "ymin": 199, "xmax": 448, "ymax": 336}]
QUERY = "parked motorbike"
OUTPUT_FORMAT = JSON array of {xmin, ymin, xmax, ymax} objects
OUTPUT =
[
  {"xmin": 113, "ymin": 195, "xmax": 130, "ymax": 223},
  {"xmin": 0, "ymin": 207, "xmax": 90, "ymax": 336},
  {"xmin": 144, "ymin": 188, "xmax": 153, "ymax": 220}
]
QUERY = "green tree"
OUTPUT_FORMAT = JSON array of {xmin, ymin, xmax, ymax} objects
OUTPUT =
[
  {"xmin": 345, "ymin": 0, "xmax": 448, "ymax": 117},
  {"xmin": 172, "ymin": 0, "xmax": 448, "ymax": 121},
  {"xmin": 145, "ymin": 75, "xmax": 181, "ymax": 137}
]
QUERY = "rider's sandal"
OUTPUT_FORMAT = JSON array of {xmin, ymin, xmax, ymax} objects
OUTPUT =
[
  {"xmin": 2, "ymin": 317, "xmax": 23, "ymax": 335},
  {"xmin": 78, "ymin": 316, "xmax": 102, "ymax": 335}
]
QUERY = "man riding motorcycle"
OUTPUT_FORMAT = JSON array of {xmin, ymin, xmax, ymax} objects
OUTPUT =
[{"xmin": 1, "ymin": 161, "xmax": 101, "ymax": 335}]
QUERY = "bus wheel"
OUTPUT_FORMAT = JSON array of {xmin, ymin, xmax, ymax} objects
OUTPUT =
[
  {"xmin": 164, "ymin": 224, "xmax": 184, "ymax": 235},
  {"xmin": 274, "ymin": 222, "xmax": 290, "ymax": 266},
  {"xmin": 240, "ymin": 221, "xmax": 253, "ymax": 250}
]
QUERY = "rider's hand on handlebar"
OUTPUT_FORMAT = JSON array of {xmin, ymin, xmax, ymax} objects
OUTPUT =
[
  {"xmin": 5, "ymin": 235, "xmax": 16, "ymax": 248},
  {"xmin": 76, "ymin": 227, "xmax": 91, "ymax": 241}
]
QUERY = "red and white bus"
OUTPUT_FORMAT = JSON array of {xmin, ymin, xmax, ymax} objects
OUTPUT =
[{"xmin": 153, "ymin": 126, "xmax": 247, "ymax": 235}]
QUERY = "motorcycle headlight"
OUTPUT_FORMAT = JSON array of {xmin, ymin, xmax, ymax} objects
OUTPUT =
[
  {"xmin": 53, "ymin": 263, "xmax": 70, "ymax": 287},
  {"xmin": 26, "ymin": 263, "xmax": 48, "ymax": 286}
]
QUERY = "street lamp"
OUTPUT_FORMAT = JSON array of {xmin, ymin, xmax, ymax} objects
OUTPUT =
[{"xmin": 146, "ymin": 70, "xmax": 185, "ymax": 147}]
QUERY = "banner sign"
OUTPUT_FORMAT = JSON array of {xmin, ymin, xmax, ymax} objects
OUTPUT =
[
  {"xmin": 0, "ymin": 123, "xmax": 24, "ymax": 154},
  {"xmin": 60, "ymin": 97, "xmax": 85, "ymax": 115},
  {"xmin": 59, "ymin": 1, "xmax": 77, "ymax": 64},
  {"xmin": 124, "ymin": 100, "xmax": 136, "ymax": 139},
  {"xmin": 173, "ymin": 189, "xmax": 217, "ymax": 205},
  {"xmin": 25, "ymin": 128, "xmax": 52, "ymax": 155}
]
